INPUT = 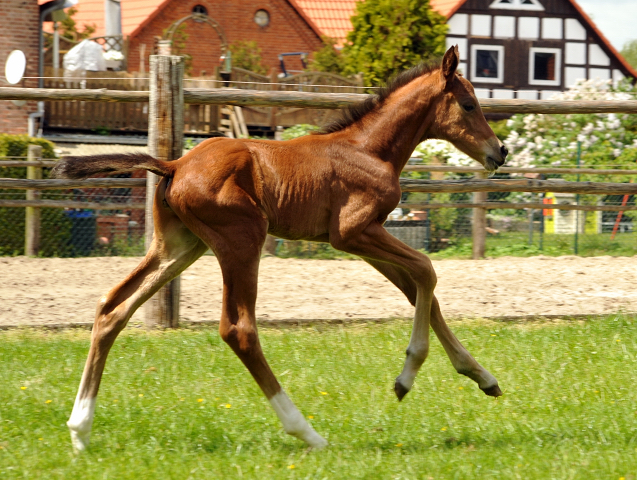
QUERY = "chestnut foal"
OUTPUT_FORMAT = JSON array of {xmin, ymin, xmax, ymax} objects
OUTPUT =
[{"xmin": 52, "ymin": 46, "xmax": 507, "ymax": 452}]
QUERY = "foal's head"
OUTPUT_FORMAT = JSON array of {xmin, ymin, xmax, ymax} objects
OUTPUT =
[{"xmin": 430, "ymin": 46, "xmax": 508, "ymax": 172}]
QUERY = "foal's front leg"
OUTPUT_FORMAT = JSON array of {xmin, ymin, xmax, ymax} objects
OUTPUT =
[{"xmin": 363, "ymin": 258, "xmax": 501, "ymax": 397}]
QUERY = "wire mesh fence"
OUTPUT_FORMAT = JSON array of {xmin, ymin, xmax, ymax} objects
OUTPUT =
[
  {"xmin": 0, "ymin": 157, "xmax": 146, "ymax": 257},
  {"xmin": 1, "ymin": 157, "xmax": 635, "ymax": 259}
]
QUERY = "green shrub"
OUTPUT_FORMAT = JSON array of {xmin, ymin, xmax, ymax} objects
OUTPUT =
[{"xmin": 0, "ymin": 135, "xmax": 75, "ymax": 256}]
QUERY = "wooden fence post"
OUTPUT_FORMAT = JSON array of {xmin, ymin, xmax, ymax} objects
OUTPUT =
[
  {"xmin": 25, "ymin": 144, "xmax": 42, "ymax": 256},
  {"xmin": 472, "ymin": 171, "xmax": 487, "ymax": 259},
  {"xmin": 145, "ymin": 55, "xmax": 184, "ymax": 329}
]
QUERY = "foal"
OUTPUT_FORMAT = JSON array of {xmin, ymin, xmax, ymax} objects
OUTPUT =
[{"xmin": 52, "ymin": 46, "xmax": 507, "ymax": 452}]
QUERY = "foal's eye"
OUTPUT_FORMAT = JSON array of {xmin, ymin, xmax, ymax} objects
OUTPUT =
[{"xmin": 463, "ymin": 104, "xmax": 475, "ymax": 112}]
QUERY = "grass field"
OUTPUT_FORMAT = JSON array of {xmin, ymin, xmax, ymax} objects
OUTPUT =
[{"xmin": 1, "ymin": 316, "xmax": 636, "ymax": 479}]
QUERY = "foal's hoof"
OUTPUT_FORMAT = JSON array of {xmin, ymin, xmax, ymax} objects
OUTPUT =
[
  {"xmin": 481, "ymin": 384, "xmax": 503, "ymax": 397},
  {"xmin": 394, "ymin": 379, "xmax": 410, "ymax": 401}
]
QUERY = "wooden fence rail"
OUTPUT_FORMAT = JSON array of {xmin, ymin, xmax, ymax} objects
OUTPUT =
[
  {"xmin": 399, "ymin": 202, "xmax": 637, "ymax": 212},
  {"xmin": 3, "ymin": 177, "xmax": 637, "ymax": 195},
  {"xmin": 3, "ymin": 86, "xmax": 637, "ymax": 113}
]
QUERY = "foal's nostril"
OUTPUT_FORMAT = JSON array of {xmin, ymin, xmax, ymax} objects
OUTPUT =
[{"xmin": 500, "ymin": 145, "xmax": 509, "ymax": 158}]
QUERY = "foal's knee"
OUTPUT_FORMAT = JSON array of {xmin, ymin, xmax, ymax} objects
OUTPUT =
[
  {"xmin": 219, "ymin": 320, "xmax": 259, "ymax": 356},
  {"xmin": 410, "ymin": 256, "xmax": 437, "ymax": 288},
  {"xmin": 92, "ymin": 296, "xmax": 128, "ymax": 342}
]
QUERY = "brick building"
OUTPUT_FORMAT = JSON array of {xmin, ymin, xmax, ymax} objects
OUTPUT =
[
  {"xmin": 52, "ymin": 0, "xmax": 325, "ymax": 76},
  {"xmin": 0, "ymin": 0, "xmax": 41, "ymax": 135}
]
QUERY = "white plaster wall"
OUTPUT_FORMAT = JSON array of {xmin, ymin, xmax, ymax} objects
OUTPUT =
[
  {"xmin": 589, "ymin": 67, "xmax": 611, "ymax": 80},
  {"xmin": 565, "ymin": 66, "xmax": 587, "ymax": 87},
  {"xmin": 565, "ymin": 18, "xmax": 586, "ymax": 40},
  {"xmin": 613, "ymin": 69, "xmax": 625, "ymax": 84},
  {"xmin": 494, "ymin": 16, "xmax": 515, "ymax": 38},
  {"xmin": 446, "ymin": 37, "xmax": 468, "ymax": 61},
  {"xmin": 471, "ymin": 14, "xmax": 492, "ymax": 37},
  {"xmin": 565, "ymin": 43, "xmax": 586, "ymax": 65},
  {"xmin": 542, "ymin": 18, "xmax": 563, "ymax": 40},
  {"xmin": 459, "ymin": 62, "xmax": 467, "ymax": 75},
  {"xmin": 448, "ymin": 14, "xmax": 468, "ymax": 36},
  {"xmin": 492, "ymin": 89, "xmax": 514, "ymax": 99},
  {"xmin": 589, "ymin": 44, "xmax": 610, "ymax": 66},
  {"xmin": 518, "ymin": 17, "xmax": 539, "ymax": 40},
  {"xmin": 541, "ymin": 90, "xmax": 559, "ymax": 100},
  {"xmin": 517, "ymin": 90, "xmax": 538, "ymax": 100},
  {"xmin": 474, "ymin": 88, "xmax": 491, "ymax": 99}
]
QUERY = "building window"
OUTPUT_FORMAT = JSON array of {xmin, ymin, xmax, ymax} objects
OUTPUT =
[
  {"xmin": 471, "ymin": 45, "xmax": 505, "ymax": 83},
  {"xmin": 192, "ymin": 5, "xmax": 208, "ymax": 16},
  {"xmin": 489, "ymin": 0, "xmax": 544, "ymax": 11},
  {"xmin": 254, "ymin": 9, "xmax": 270, "ymax": 27},
  {"xmin": 529, "ymin": 47, "xmax": 561, "ymax": 86}
]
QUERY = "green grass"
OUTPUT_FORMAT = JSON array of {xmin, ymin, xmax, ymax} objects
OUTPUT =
[
  {"xmin": 429, "ymin": 231, "xmax": 637, "ymax": 260},
  {"xmin": 1, "ymin": 316, "xmax": 637, "ymax": 479}
]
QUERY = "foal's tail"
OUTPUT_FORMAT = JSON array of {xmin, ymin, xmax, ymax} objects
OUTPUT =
[{"xmin": 50, "ymin": 153, "xmax": 175, "ymax": 179}]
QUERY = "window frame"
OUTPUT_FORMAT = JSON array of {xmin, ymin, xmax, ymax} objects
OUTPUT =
[
  {"xmin": 470, "ymin": 44, "xmax": 505, "ymax": 84},
  {"xmin": 489, "ymin": 0, "xmax": 544, "ymax": 11},
  {"xmin": 528, "ymin": 47, "xmax": 562, "ymax": 86}
]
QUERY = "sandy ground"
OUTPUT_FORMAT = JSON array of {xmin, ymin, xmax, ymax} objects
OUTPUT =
[{"xmin": 1, "ymin": 255, "xmax": 636, "ymax": 327}]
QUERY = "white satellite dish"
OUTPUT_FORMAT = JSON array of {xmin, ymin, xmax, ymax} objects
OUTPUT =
[{"xmin": 5, "ymin": 50, "xmax": 27, "ymax": 85}]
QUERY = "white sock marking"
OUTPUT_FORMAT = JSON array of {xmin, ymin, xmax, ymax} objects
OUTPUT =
[
  {"xmin": 67, "ymin": 396, "xmax": 96, "ymax": 452},
  {"xmin": 269, "ymin": 390, "xmax": 328, "ymax": 449}
]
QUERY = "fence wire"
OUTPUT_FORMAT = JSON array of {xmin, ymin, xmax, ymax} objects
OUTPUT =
[{"xmin": 1, "ymin": 159, "xmax": 635, "ymax": 258}]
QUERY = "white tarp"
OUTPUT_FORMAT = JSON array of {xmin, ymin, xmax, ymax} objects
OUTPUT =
[{"xmin": 63, "ymin": 39, "xmax": 106, "ymax": 74}]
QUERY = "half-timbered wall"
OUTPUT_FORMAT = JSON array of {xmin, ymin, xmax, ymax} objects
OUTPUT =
[{"xmin": 445, "ymin": 0, "xmax": 632, "ymax": 99}]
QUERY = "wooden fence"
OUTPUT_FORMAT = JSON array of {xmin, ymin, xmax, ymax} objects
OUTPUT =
[{"xmin": 3, "ymin": 58, "xmax": 637, "ymax": 327}]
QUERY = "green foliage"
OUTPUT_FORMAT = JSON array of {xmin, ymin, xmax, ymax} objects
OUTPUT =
[
  {"xmin": 489, "ymin": 119, "xmax": 512, "ymax": 142},
  {"xmin": 280, "ymin": 124, "xmax": 320, "ymax": 140},
  {"xmin": 0, "ymin": 136, "xmax": 77, "ymax": 257},
  {"xmin": 505, "ymin": 80, "xmax": 637, "ymax": 179},
  {"xmin": 0, "ymin": 135, "xmax": 57, "ymax": 159},
  {"xmin": 58, "ymin": 7, "xmax": 96, "ymax": 43},
  {"xmin": 340, "ymin": 0, "xmax": 447, "ymax": 86},
  {"xmin": 2, "ymin": 316, "xmax": 637, "ymax": 478},
  {"xmin": 165, "ymin": 23, "xmax": 193, "ymax": 76},
  {"xmin": 620, "ymin": 39, "xmax": 637, "ymax": 69},
  {"xmin": 307, "ymin": 37, "xmax": 346, "ymax": 74},
  {"xmin": 229, "ymin": 41, "xmax": 268, "ymax": 75}
]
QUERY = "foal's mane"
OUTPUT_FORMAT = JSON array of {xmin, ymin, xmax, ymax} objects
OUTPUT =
[{"xmin": 319, "ymin": 57, "xmax": 443, "ymax": 135}]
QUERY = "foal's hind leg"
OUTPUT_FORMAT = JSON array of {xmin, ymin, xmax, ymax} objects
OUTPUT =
[
  {"xmin": 188, "ymin": 217, "xmax": 327, "ymax": 449},
  {"xmin": 333, "ymin": 222, "xmax": 498, "ymax": 400},
  {"xmin": 363, "ymin": 258, "xmax": 501, "ymax": 397},
  {"xmin": 67, "ymin": 186, "xmax": 207, "ymax": 452}
]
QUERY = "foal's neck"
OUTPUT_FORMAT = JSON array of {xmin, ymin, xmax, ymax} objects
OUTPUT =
[{"xmin": 353, "ymin": 75, "xmax": 440, "ymax": 175}]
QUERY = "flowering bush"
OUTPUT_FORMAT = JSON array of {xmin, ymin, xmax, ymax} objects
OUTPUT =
[{"xmin": 504, "ymin": 79, "xmax": 637, "ymax": 176}]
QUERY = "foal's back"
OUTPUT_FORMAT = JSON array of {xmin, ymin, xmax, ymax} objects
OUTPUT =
[{"xmin": 168, "ymin": 135, "xmax": 397, "ymax": 241}]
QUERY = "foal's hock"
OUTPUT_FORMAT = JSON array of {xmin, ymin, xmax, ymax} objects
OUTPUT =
[{"xmin": 52, "ymin": 46, "xmax": 507, "ymax": 452}]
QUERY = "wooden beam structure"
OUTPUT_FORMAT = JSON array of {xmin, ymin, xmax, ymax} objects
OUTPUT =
[{"xmin": 2, "ymin": 86, "xmax": 637, "ymax": 113}]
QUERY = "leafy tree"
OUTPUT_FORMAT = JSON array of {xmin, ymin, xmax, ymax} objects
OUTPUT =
[
  {"xmin": 620, "ymin": 39, "xmax": 637, "ymax": 69},
  {"xmin": 229, "ymin": 41, "xmax": 268, "ymax": 75},
  {"xmin": 59, "ymin": 7, "xmax": 96, "ymax": 42},
  {"xmin": 340, "ymin": 0, "xmax": 447, "ymax": 86},
  {"xmin": 308, "ymin": 37, "xmax": 345, "ymax": 74}
]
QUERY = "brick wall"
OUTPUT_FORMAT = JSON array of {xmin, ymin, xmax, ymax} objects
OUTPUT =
[
  {"xmin": 0, "ymin": 0, "xmax": 40, "ymax": 135},
  {"xmin": 127, "ymin": 0, "xmax": 324, "ymax": 76}
]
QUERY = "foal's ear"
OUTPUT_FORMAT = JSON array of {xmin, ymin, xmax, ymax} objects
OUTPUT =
[{"xmin": 441, "ymin": 45, "xmax": 459, "ymax": 88}]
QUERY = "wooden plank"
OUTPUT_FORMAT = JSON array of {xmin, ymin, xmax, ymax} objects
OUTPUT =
[
  {"xmin": 0, "ymin": 199, "xmax": 145, "ymax": 209},
  {"xmin": 0, "ymin": 178, "xmax": 146, "ymax": 189},
  {"xmin": 0, "ymin": 160, "xmax": 58, "ymax": 167},
  {"xmin": 25, "ymin": 145, "xmax": 42, "ymax": 257},
  {"xmin": 402, "ymin": 165, "xmax": 637, "ymax": 175},
  {"xmin": 3, "ymin": 86, "xmax": 637, "ymax": 114},
  {"xmin": 399, "ymin": 202, "xmax": 637, "ymax": 212},
  {"xmin": 472, "ymin": 172, "xmax": 487, "ymax": 259},
  {"xmin": 145, "ymin": 55, "xmax": 184, "ymax": 329},
  {"xmin": 399, "ymin": 178, "xmax": 637, "ymax": 195}
]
